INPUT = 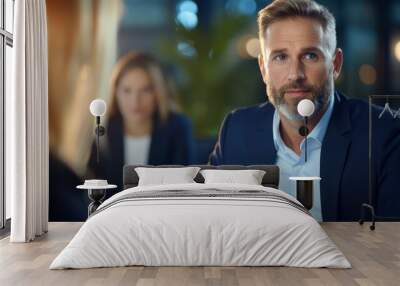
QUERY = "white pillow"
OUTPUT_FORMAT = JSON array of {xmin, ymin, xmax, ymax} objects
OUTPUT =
[
  {"xmin": 200, "ymin": 169, "xmax": 266, "ymax": 185},
  {"xmin": 135, "ymin": 167, "xmax": 201, "ymax": 186}
]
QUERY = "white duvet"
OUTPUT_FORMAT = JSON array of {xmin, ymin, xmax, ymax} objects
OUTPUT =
[{"xmin": 50, "ymin": 183, "xmax": 351, "ymax": 269}]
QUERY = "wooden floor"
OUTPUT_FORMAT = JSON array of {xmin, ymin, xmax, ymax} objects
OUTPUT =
[{"xmin": 0, "ymin": 222, "xmax": 399, "ymax": 286}]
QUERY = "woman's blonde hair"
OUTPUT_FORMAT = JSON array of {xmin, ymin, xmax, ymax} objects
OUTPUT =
[{"xmin": 108, "ymin": 52, "xmax": 176, "ymax": 123}]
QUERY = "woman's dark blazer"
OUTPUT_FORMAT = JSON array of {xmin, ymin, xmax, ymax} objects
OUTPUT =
[
  {"xmin": 49, "ymin": 152, "xmax": 89, "ymax": 221},
  {"xmin": 87, "ymin": 111, "xmax": 195, "ymax": 196}
]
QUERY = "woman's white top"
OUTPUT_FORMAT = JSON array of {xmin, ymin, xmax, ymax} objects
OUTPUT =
[{"xmin": 124, "ymin": 135, "xmax": 151, "ymax": 165}]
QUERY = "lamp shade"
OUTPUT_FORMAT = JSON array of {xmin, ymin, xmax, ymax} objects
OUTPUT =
[
  {"xmin": 90, "ymin": 99, "xmax": 107, "ymax": 116},
  {"xmin": 297, "ymin": 99, "xmax": 315, "ymax": 117}
]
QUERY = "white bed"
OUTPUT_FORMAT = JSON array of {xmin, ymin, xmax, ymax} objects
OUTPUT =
[{"xmin": 50, "ymin": 182, "xmax": 351, "ymax": 269}]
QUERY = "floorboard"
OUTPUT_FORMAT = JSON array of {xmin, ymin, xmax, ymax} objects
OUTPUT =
[{"xmin": 0, "ymin": 222, "xmax": 399, "ymax": 286}]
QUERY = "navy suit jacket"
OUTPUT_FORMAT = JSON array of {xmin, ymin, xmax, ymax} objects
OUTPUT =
[
  {"xmin": 88, "ymin": 111, "xmax": 195, "ymax": 197},
  {"xmin": 209, "ymin": 92, "xmax": 400, "ymax": 221}
]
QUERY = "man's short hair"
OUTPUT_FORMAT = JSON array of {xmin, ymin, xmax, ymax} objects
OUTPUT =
[{"xmin": 257, "ymin": 0, "xmax": 337, "ymax": 54}]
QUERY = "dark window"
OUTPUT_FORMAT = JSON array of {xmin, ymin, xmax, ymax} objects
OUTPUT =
[{"xmin": 1, "ymin": 0, "xmax": 14, "ymax": 231}]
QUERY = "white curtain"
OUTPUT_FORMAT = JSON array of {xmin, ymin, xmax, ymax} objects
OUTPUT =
[{"xmin": 7, "ymin": 0, "xmax": 49, "ymax": 242}]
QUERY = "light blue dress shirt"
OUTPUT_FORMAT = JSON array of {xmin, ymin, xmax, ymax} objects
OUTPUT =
[{"xmin": 272, "ymin": 95, "xmax": 334, "ymax": 221}]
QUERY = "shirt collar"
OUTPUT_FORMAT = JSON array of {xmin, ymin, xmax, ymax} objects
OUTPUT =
[{"xmin": 272, "ymin": 92, "xmax": 335, "ymax": 150}]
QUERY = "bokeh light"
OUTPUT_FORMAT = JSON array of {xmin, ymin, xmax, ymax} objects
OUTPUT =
[
  {"xmin": 359, "ymin": 64, "xmax": 377, "ymax": 85},
  {"xmin": 176, "ymin": 0, "xmax": 198, "ymax": 30},
  {"xmin": 394, "ymin": 41, "xmax": 400, "ymax": 62},
  {"xmin": 245, "ymin": 38, "xmax": 260, "ymax": 58}
]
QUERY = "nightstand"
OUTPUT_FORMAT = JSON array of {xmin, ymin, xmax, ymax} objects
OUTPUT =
[
  {"xmin": 289, "ymin": 176, "xmax": 321, "ymax": 210},
  {"xmin": 76, "ymin": 184, "xmax": 117, "ymax": 216}
]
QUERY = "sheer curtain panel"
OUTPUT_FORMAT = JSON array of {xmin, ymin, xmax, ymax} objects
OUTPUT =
[{"xmin": 7, "ymin": 0, "xmax": 49, "ymax": 242}]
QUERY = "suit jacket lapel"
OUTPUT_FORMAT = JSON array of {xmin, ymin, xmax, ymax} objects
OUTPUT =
[
  {"xmin": 148, "ymin": 116, "xmax": 167, "ymax": 165},
  {"xmin": 106, "ymin": 115, "xmax": 125, "ymax": 185},
  {"xmin": 320, "ymin": 92, "xmax": 352, "ymax": 221},
  {"xmin": 247, "ymin": 102, "xmax": 277, "ymax": 164}
]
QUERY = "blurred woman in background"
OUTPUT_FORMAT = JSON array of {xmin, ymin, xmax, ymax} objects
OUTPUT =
[{"xmin": 87, "ymin": 52, "xmax": 195, "ymax": 195}]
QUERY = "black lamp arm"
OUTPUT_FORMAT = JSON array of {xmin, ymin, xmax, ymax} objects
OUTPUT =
[
  {"xmin": 298, "ymin": 116, "xmax": 309, "ymax": 162},
  {"xmin": 95, "ymin": 116, "xmax": 106, "ymax": 164},
  {"xmin": 304, "ymin": 116, "xmax": 308, "ymax": 162}
]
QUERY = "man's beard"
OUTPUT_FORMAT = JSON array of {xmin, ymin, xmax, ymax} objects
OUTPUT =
[{"xmin": 268, "ymin": 78, "xmax": 333, "ymax": 121}]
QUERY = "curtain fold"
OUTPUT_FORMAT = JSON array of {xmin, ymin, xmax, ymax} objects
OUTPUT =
[{"xmin": 9, "ymin": 0, "xmax": 49, "ymax": 242}]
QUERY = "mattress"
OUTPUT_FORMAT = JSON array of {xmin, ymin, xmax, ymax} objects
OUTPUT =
[{"xmin": 50, "ymin": 183, "xmax": 351, "ymax": 269}]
